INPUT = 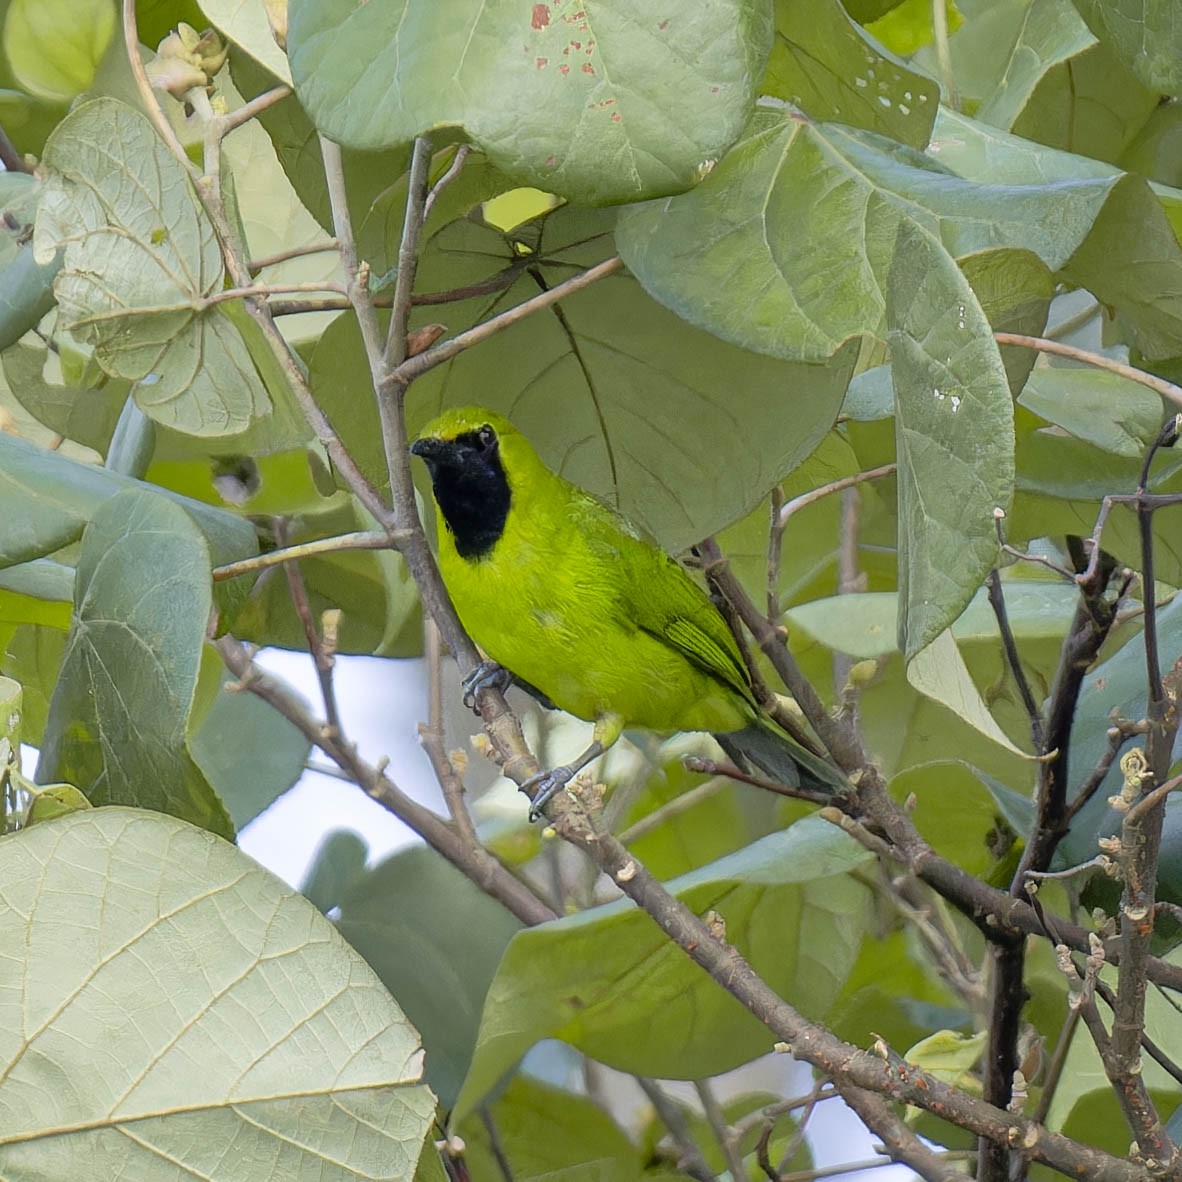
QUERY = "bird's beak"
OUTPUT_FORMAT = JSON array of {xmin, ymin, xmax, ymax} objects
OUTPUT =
[{"xmin": 410, "ymin": 437, "xmax": 445, "ymax": 461}]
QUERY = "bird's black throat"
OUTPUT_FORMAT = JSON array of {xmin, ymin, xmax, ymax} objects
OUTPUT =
[{"xmin": 414, "ymin": 429, "xmax": 511, "ymax": 560}]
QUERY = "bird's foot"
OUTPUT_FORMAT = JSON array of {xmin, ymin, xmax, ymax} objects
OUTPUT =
[
  {"xmin": 461, "ymin": 659, "xmax": 512, "ymax": 712},
  {"xmin": 523, "ymin": 764, "xmax": 576, "ymax": 822}
]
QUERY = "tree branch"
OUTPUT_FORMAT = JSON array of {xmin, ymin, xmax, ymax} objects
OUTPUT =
[{"xmin": 214, "ymin": 635, "xmax": 555, "ymax": 928}]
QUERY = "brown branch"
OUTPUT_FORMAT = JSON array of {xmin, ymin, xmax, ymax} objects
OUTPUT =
[
  {"xmin": 543, "ymin": 801, "xmax": 1151, "ymax": 1182},
  {"xmin": 635, "ymin": 1077, "xmax": 716, "ymax": 1182},
  {"xmin": 0, "ymin": 123, "xmax": 30, "ymax": 173},
  {"xmin": 215, "ymin": 635, "xmax": 554, "ymax": 927},
  {"xmin": 388, "ymin": 256, "xmax": 624, "ymax": 387},
  {"xmin": 273, "ymin": 519, "xmax": 340, "ymax": 736}
]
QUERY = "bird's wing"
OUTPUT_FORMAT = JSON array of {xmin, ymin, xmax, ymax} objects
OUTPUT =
[
  {"xmin": 624, "ymin": 542, "xmax": 754, "ymax": 702},
  {"xmin": 656, "ymin": 613, "xmax": 753, "ymax": 701},
  {"xmin": 572, "ymin": 490, "xmax": 755, "ymax": 703}
]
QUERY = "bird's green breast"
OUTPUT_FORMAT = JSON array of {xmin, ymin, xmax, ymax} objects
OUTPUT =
[{"xmin": 434, "ymin": 454, "xmax": 753, "ymax": 736}]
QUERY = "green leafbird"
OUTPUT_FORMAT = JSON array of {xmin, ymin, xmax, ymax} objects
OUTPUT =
[{"xmin": 412, "ymin": 407, "xmax": 845, "ymax": 817}]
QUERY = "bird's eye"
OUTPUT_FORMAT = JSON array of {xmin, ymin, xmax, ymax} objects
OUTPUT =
[{"xmin": 477, "ymin": 424, "xmax": 496, "ymax": 449}]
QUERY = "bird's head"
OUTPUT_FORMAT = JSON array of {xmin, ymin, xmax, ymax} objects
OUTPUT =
[
  {"xmin": 410, "ymin": 407, "xmax": 519, "ymax": 479},
  {"xmin": 411, "ymin": 408, "xmax": 533, "ymax": 559}
]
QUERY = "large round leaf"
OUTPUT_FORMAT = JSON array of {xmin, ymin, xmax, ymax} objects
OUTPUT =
[{"xmin": 0, "ymin": 807, "xmax": 434, "ymax": 1180}]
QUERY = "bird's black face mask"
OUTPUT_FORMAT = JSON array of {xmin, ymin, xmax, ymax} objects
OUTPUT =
[{"xmin": 411, "ymin": 424, "xmax": 511, "ymax": 560}]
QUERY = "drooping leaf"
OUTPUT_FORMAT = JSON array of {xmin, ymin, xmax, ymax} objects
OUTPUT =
[
  {"xmin": 37, "ymin": 489, "xmax": 233, "ymax": 837},
  {"xmin": 0, "ymin": 807, "xmax": 436, "ymax": 1179},
  {"xmin": 35, "ymin": 98, "xmax": 270, "ymax": 436},
  {"xmin": 618, "ymin": 106, "xmax": 1182, "ymax": 365},
  {"xmin": 1019, "ymin": 367, "xmax": 1166, "ymax": 457},
  {"xmin": 906, "ymin": 630, "xmax": 1029, "ymax": 757},
  {"xmin": 287, "ymin": 0, "xmax": 772, "ymax": 205},
  {"xmin": 887, "ymin": 219, "xmax": 1013, "ymax": 657},
  {"xmin": 452, "ymin": 817, "xmax": 872, "ymax": 1122}
]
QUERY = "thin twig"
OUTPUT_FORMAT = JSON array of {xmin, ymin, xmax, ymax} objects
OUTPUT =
[
  {"xmin": 994, "ymin": 333, "xmax": 1182, "ymax": 410},
  {"xmin": 121, "ymin": 0, "xmax": 200, "ymax": 179},
  {"xmin": 249, "ymin": 240, "xmax": 340, "ymax": 271},
  {"xmin": 214, "ymin": 635, "xmax": 555, "ymax": 927},
  {"xmin": 422, "ymin": 143, "xmax": 471, "ymax": 222},
  {"xmin": 775, "ymin": 464, "xmax": 897, "ymax": 529},
  {"xmin": 479, "ymin": 1108, "xmax": 514, "ymax": 1182},
  {"xmin": 390, "ymin": 256, "xmax": 624, "ymax": 386},
  {"xmin": 212, "ymin": 531, "xmax": 402, "ymax": 581},
  {"xmin": 0, "ymin": 123, "xmax": 30, "ymax": 173},
  {"xmin": 420, "ymin": 616, "xmax": 479, "ymax": 845},
  {"xmin": 986, "ymin": 569, "xmax": 1045, "ymax": 754},
  {"xmin": 635, "ymin": 1078, "xmax": 716, "ymax": 1182},
  {"xmin": 274, "ymin": 519, "xmax": 341, "ymax": 736},
  {"xmin": 694, "ymin": 1079, "xmax": 744, "ymax": 1181},
  {"xmin": 383, "ymin": 135, "xmax": 434, "ymax": 372}
]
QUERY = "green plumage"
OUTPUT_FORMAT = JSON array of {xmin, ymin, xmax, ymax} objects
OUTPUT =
[{"xmin": 413, "ymin": 407, "xmax": 844, "ymax": 800}]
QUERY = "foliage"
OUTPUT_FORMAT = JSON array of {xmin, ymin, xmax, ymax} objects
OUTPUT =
[{"xmin": 1, "ymin": 1, "xmax": 1182, "ymax": 1179}]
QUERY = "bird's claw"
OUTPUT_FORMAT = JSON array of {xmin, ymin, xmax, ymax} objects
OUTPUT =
[
  {"xmin": 523, "ymin": 764, "xmax": 575, "ymax": 822},
  {"xmin": 461, "ymin": 660, "xmax": 511, "ymax": 712}
]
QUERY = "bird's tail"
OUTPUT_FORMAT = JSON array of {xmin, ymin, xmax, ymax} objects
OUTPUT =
[{"xmin": 715, "ymin": 718, "xmax": 846, "ymax": 793}]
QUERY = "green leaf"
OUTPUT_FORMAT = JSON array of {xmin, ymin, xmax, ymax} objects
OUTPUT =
[
  {"xmin": 971, "ymin": 0, "xmax": 1096, "ymax": 132},
  {"xmin": 3, "ymin": 341, "xmax": 127, "ymax": 453},
  {"xmin": 457, "ymin": 1076, "xmax": 640, "ymax": 1179},
  {"xmin": 1012, "ymin": 37, "xmax": 1159, "ymax": 167},
  {"xmin": 1059, "ymin": 173, "xmax": 1182, "ymax": 361},
  {"xmin": 0, "ymin": 807, "xmax": 436, "ymax": 1179},
  {"xmin": 300, "ymin": 828, "xmax": 369, "ymax": 914},
  {"xmin": 452, "ymin": 817, "xmax": 872, "ymax": 1122},
  {"xmin": 24, "ymin": 780, "xmax": 92, "ymax": 826},
  {"xmin": 1, "ymin": 625, "xmax": 66, "ymax": 745},
  {"xmin": 0, "ymin": 560, "xmax": 73, "ymax": 630},
  {"xmin": 0, "ymin": 244, "xmax": 60, "ymax": 351},
  {"xmin": 2, "ymin": 0, "xmax": 114, "ymax": 103},
  {"xmin": 1072, "ymin": 0, "xmax": 1181, "ymax": 103},
  {"xmin": 0, "ymin": 431, "xmax": 257, "ymax": 571},
  {"xmin": 617, "ymin": 107, "xmax": 1121, "ymax": 364},
  {"xmin": 287, "ymin": 0, "xmax": 772, "ymax": 205},
  {"xmin": 763, "ymin": 0, "xmax": 938, "ymax": 148},
  {"xmin": 1019, "ymin": 367, "xmax": 1165, "ymax": 457},
  {"xmin": 317, "ymin": 207, "xmax": 859, "ymax": 553},
  {"xmin": 786, "ymin": 581, "xmax": 1080, "ymax": 659},
  {"xmin": 202, "ymin": 0, "xmax": 292, "ymax": 84},
  {"xmin": 187, "ymin": 647, "xmax": 312, "ymax": 831},
  {"xmin": 336, "ymin": 845, "xmax": 524, "ymax": 1108},
  {"xmin": 37, "ymin": 489, "xmax": 233, "ymax": 837},
  {"xmin": 906, "ymin": 630, "xmax": 1029, "ymax": 757},
  {"xmin": 35, "ymin": 97, "xmax": 270, "ymax": 436},
  {"xmin": 887, "ymin": 219, "xmax": 1013, "ymax": 657},
  {"xmin": 959, "ymin": 248, "xmax": 1054, "ymax": 395}
]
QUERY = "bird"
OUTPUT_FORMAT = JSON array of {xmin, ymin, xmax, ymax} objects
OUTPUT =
[{"xmin": 411, "ymin": 407, "xmax": 846, "ymax": 818}]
